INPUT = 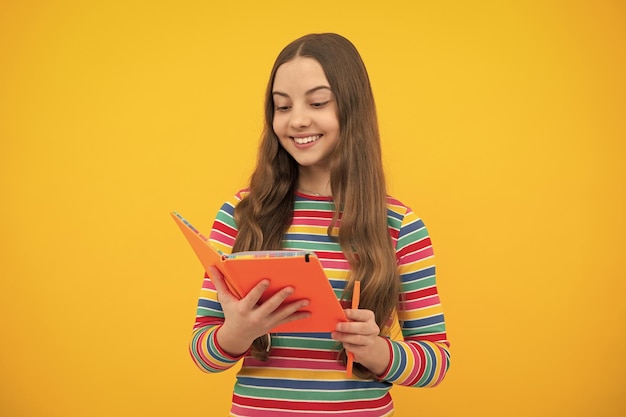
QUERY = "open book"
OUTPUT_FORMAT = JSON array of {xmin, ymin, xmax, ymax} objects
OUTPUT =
[{"xmin": 171, "ymin": 211, "xmax": 347, "ymax": 333}]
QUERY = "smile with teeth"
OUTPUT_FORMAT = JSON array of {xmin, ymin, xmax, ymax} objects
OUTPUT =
[{"xmin": 292, "ymin": 135, "xmax": 321, "ymax": 144}]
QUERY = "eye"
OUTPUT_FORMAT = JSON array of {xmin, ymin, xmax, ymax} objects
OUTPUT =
[
  {"xmin": 311, "ymin": 101, "xmax": 330, "ymax": 109},
  {"xmin": 274, "ymin": 105, "xmax": 291, "ymax": 112}
]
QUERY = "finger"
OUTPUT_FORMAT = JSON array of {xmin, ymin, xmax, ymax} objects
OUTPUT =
[
  {"xmin": 239, "ymin": 279, "xmax": 271, "ymax": 310},
  {"xmin": 270, "ymin": 298, "xmax": 310, "ymax": 323},
  {"xmin": 254, "ymin": 286, "xmax": 297, "ymax": 316},
  {"xmin": 265, "ymin": 299, "xmax": 311, "ymax": 331},
  {"xmin": 341, "ymin": 341, "xmax": 361, "ymax": 351},
  {"xmin": 336, "ymin": 319, "xmax": 380, "ymax": 337},
  {"xmin": 273, "ymin": 307, "xmax": 311, "ymax": 327},
  {"xmin": 332, "ymin": 332, "xmax": 372, "ymax": 348},
  {"xmin": 344, "ymin": 309, "xmax": 375, "ymax": 322}
]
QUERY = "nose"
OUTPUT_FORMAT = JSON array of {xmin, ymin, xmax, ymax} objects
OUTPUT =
[{"xmin": 289, "ymin": 105, "xmax": 311, "ymax": 129}]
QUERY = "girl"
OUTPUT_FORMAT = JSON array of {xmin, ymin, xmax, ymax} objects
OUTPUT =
[{"xmin": 190, "ymin": 33, "xmax": 450, "ymax": 416}]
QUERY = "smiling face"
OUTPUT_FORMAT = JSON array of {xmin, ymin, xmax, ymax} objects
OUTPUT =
[{"xmin": 271, "ymin": 57, "xmax": 340, "ymax": 175}]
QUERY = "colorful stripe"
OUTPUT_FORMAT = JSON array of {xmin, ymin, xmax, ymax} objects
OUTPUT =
[{"xmin": 189, "ymin": 190, "xmax": 450, "ymax": 415}]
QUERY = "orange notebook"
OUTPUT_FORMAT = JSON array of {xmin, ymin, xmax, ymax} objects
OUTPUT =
[{"xmin": 171, "ymin": 211, "xmax": 347, "ymax": 333}]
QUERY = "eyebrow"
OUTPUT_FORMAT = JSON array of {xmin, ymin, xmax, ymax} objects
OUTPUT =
[{"xmin": 272, "ymin": 85, "xmax": 332, "ymax": 98}]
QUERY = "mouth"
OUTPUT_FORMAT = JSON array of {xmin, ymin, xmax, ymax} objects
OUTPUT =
[{"xmin": 291, "ymin": 134, "xmax": 322, "ymax": 145}]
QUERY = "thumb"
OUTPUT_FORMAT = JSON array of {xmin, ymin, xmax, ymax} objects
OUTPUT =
[{"xmin": 207, "ymin": 266, "xmax": 235, "ymax": 302}]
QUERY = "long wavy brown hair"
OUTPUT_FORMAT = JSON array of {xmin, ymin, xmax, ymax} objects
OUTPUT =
[{"xmin": 232, "ymin": 33, "xmax": 399, "ymax": 379}]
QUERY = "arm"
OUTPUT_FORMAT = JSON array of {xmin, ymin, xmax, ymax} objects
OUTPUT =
[
  {"xmin": 189, "ymin": 272, "xmax": 242, "ymax": 373},
  {"xmin": 331, "ymin": 208, "xmax": 450, "ymax": 383},
  {"xmin": 188, "ymin": 197, "xmax": 243, "ymax": 373},
  {"xmin": 189, "ymin": 267, "xmax": 310, "ymax": 372},
  {"xmin": 189, "ymin": 194, "xmax": 310, "ymax": 372},
  {"xmin": 378, "ymin": 209, "xmax": 451, "ymax": 387}
]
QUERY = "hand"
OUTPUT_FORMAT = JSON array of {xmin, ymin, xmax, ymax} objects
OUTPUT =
[
  {"xmin": 209, "ymin": 266, "xmax": 311, "ymax": 356},
  {"xmin": 332, "ymin": 309, "xmax": 390, "ymax": 376}
]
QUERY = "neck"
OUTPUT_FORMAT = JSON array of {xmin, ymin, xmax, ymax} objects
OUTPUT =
[{"xmin": 298, "ymin": 166, "xmax": 332, "ymax": 196}]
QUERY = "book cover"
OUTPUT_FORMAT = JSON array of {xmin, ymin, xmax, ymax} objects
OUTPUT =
[{"xmin": 171, "ymin": 211, "xmax": 347, "ymax": 333}]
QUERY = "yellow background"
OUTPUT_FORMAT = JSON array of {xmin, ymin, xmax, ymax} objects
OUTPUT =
[{"xmin": 1, "ymin": 1, "xmax": 624, "ymax": 416}]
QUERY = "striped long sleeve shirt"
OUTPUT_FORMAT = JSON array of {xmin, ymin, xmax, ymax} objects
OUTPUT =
[{"xmin": 190, "ymin": 190, "xmax": 451, "ymax": 416}]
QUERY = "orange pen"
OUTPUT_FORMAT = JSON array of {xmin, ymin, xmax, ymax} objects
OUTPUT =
[{"xmin": 346, "ymin": 280, "xmax": 361, "ymax": 378}]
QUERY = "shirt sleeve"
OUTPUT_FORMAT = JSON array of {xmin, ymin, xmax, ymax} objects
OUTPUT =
[
  {"xmin": 188, "ymin": 194, "xmax": 245, "ymax": 373},
  {"xmin": 378, "ymin": 208, "xmax": 451, "ymax": 387}
]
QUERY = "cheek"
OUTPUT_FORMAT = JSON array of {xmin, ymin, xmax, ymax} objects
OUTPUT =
[
  {"xmin": 324, "ymin": 116, "xmax": 340, "ymax": 135},
  {"xmin": 273, "ymin": 117, "xmax": 290, "ymax": 148},
  {"xmin": 272, "ymin": 114, "xmax": 285, "ymax": 135},
  {"xmin": 321, "ymin": 109, "xmax": 340, "ymax": 131}
]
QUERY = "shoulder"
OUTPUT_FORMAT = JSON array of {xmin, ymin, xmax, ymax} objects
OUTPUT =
[
  {"xmin": 386, "ymin": 195, "xmax": 412, "ymax": 218},
  {"xmin": 385, "ymin": 195, "xmax": 430, "ymax": 241},
  {"xmin": 386, "ymin": 194, "xmax": 422, "ymax": 227},
  {"xmin": 217, "ymin": 188, "xmax": 250, "ymax": 212},
  {"xmin": 233, "ymin": 188, "xmax": 250, "ymax": 203},
  {"xmin": 212, "ymin": 188, "xmax": 250, "ymax": 224},
  {"xmin": 210, "ymin": 189, "xmax": 250, "ymax": 250}
]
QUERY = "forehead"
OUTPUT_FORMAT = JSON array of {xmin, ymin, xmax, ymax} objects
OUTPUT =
[{"xmin": 272, "ymin": 57, "xmax": 330, "ymax": 92}]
